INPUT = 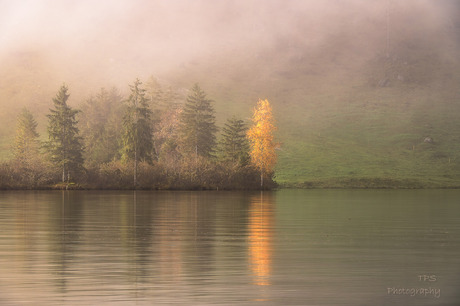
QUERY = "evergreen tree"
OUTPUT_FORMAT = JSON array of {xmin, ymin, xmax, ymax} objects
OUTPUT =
[
  {"xmin": 179, "ymin": 84, "xmax": 217, "ymax": 158},
  {"xmin": 219, "ymin": 116, "xmax": 249, "ymax": 165},
  {"xmin": 46, "ymin": 85, "xmax": 84, "ymax": 182},
  {"xmin": 14, "ymin": 108, "xmax": 41, "ymax": 169},
  {"xmin": 120, "ymin": 79, "xmax": 154, "ymax": 187},
  {"xmin": 80, "ymin": 87, "xmax": 124, "ymax": 165}
]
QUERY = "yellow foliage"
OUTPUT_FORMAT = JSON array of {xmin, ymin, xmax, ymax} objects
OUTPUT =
[{"xmin": 246, "ymin": 99, "xmax": 277, "ymax": 185}]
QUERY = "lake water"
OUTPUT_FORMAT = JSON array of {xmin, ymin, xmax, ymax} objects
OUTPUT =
[{"xmin": 0, "ymin": 189, "xmax": 459, "ymax": 305}]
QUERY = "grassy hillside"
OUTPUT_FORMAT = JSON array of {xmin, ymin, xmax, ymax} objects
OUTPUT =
[
  {"xmin": 163, "ymin": 5, "xmax": 460, "ymax": 188},
  {"xmin": 274, "ymin": 83, "xmax": 460, "ymax": 187}
]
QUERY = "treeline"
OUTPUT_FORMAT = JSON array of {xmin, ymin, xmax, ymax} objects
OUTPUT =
[{"xmin": 0, "ymin": 78, "xmax": 277, "ymax": 190}]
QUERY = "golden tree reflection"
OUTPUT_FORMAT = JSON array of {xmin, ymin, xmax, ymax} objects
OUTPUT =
[{"xmin": 248, "ymin": 192, "xmax": 274, "ymax": 286}]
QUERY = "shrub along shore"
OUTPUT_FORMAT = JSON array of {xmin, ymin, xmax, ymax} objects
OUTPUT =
[{"xmin": 0, "ymin": 160, "xmax": 277, "ymax": 190}]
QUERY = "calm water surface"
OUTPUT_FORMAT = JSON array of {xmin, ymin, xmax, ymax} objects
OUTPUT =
[{"xmin": 0, "ymin": 189, "xmax": 459, "ymax": 305}]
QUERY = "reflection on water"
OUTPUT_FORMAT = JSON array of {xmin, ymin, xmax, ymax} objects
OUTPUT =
[
  {"xmin": 0, "ymin": 191, "xmax": 262, "ymax": 304},
  {"xmin": 248, "ymin": 192, "xmax": 274, "ymax": 287},
  {"xmin": 0, "ymin": 190, "xmax": 459, "ymax": 305}
]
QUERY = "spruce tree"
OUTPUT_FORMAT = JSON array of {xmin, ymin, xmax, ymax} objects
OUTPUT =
[
  {"xmin": 179, "ymin": 84, "xmax": 217, "ymax": 158},
  {"xmin": 14, "ymin": 108, "xmax": 40, "ymax": 169},
  {"xmin": 219, "ymin": 116, "xmax": 249, "ymax": 165},
  {"xmin": 120, "ymin": 79, "xmax": 154, "ymax": 187},
  {"xmin": 46, "ymin": 84, "xmax": 84, "ymax": 182}
]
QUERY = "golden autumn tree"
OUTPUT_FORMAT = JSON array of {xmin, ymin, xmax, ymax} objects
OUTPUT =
[{"xmin": 247, "ymin": 99, "xmax": 277, "ymax": 188}]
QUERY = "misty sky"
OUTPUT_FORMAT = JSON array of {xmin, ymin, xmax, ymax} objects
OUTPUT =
[
  {"xmin": 1, "ymin": 0, "xmax": 297, "ymax": 74},
  {"xmin": 0, "ymin": 0, "xmax": 458, "ymax": 100},
  {"xmin": 1, "ymin": 0, "xmax": 458, "ymax": 79}
]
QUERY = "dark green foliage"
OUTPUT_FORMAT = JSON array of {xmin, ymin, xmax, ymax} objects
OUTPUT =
[
  {"xmin": 179, "ymin": 84, "xmax": 217, "ymax": 158},
  {"xmin": 120, "ymin": 79, "xmax": 155, "ymax": 164},
  {"xmin": 46, "ymin": 85, "xmax": 84, "ymax": 182},
  {"xmin": 219, "ymin": 116, "xmax": 250, "ymax": 165},
  {"xmin": 119, "ymin": 79, "xmax": 155, "ymax": 188}
]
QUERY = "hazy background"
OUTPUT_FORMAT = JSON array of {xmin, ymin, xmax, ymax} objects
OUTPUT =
[{"xmin": 1, "ymin": 0, "xmax": 459, "ymax": 185}]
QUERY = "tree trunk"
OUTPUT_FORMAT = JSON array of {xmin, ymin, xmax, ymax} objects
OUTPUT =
[
  {"xmin": 134, "ymin": 143, "xmax": 137, "ymax": 188},
  {"xmin": 260, "ymin": 172, "xmax": 264, "ymax": 188}
]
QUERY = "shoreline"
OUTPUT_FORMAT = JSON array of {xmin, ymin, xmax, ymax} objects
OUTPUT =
[{"xmin": 2, "ymin": 181, "xmax": 460, "ymax": 191}]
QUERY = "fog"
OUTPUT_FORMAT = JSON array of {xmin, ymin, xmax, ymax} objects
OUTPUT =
[
  {"xmin": 2, "ymin": 0, "xmax": 457, "ymax": 80},
  {"xmin": 0, "ymin": 0, "xmax": 459, "ymax": 139}
]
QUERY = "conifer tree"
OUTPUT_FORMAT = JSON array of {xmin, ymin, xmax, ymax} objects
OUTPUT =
[
  {"xmin": 247, "ymin": 99, "xmax": 278, "ymax": 187},
  {"xmin": 80, "ymin": 87, "xmax": 123, "ymax": 165},
  {"xmin": 219, "ymin": 116, "xmax": 249, "ymax": 165},
  {"xmin": 120, "ymin": 79, "xmax": 154, "ymax": 187},
  {"xmin": 179, "ymin": 84, "xmax": 217, "ymax": 158},
  {"xmin": 14, "ymin": 108, "xmax": 40, "ymax": 169},
  {"xmin": 46, "ymin": 84, "xmax": 84, "ymax": 182}
]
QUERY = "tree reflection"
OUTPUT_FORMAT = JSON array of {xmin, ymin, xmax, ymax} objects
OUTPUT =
[{"xmin": 248, "ymin": 191, "xmax": 275, "ymax": 287}]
